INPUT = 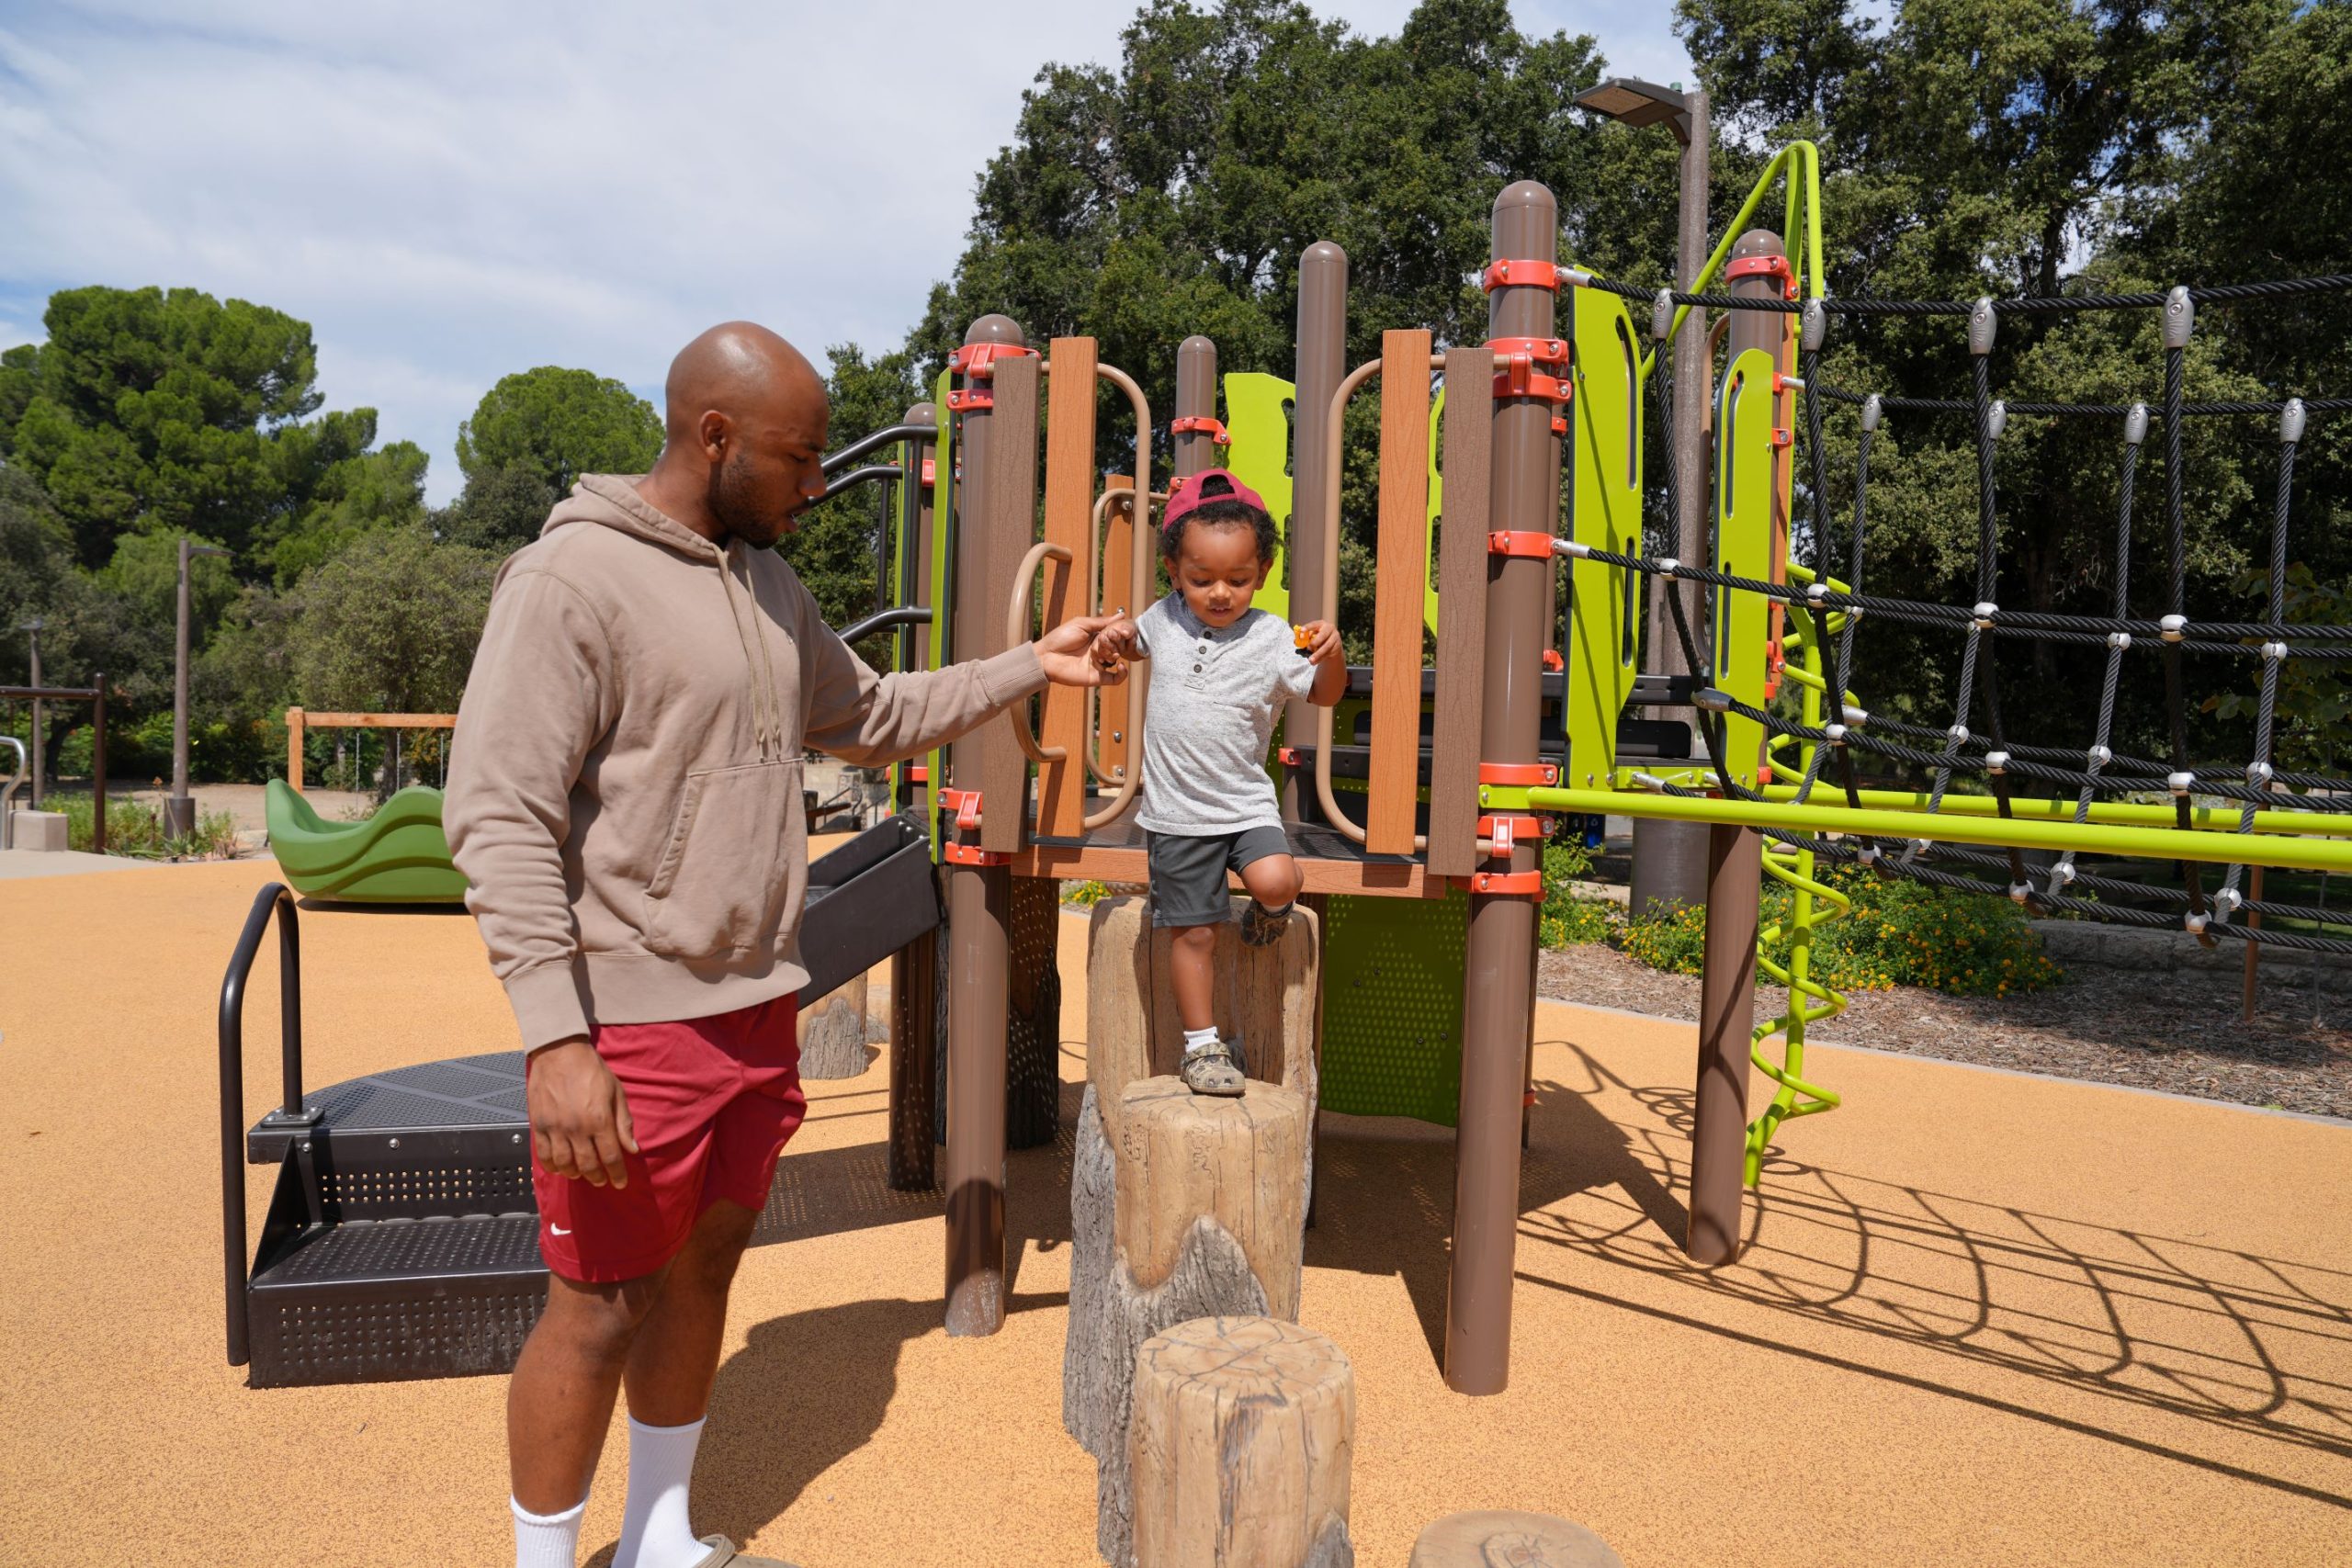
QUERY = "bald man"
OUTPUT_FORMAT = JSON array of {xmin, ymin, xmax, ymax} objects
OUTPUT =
[{"xmin": 447, "ymin": 322, "xmax": 1118, "ymax": 1568}]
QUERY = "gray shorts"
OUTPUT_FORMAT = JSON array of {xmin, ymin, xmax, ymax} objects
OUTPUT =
[{"xmin": 1146, "ymin": 826, "xmax": 1292, "ymax": 928}]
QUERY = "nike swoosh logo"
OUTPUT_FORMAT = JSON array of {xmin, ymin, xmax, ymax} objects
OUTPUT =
[{"xmin": 549, "ymin": 1225, "xmax": 571, "ymax": 1236}]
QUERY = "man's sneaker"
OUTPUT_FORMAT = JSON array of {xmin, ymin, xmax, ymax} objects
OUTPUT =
[
  {"xmin": 1239, "ymin": 899, "xmax": 1295, "ymax": 948},
  {"xmin": 1180, "ymin": 1040, "xmax": 1246, "ymax": 1097}
]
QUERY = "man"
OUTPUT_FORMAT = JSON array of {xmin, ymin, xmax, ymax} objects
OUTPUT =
[{"xmin": 447, "ymin": 321, "xmax": 1118, "ymax": 1568}]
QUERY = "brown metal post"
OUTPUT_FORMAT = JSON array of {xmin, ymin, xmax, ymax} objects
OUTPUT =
[
  {"xmin": 1688, "ymin": 822, "xmax": 1761, "ymax": 1263},
  {"xmin": 1173, "ymin": 335, "xmax": 1217, "ymax": 480},
  {"xmin": 1632, "ymin": 86, "xmax": 1714, "ymax": 919},
  {"xmin": 1283, "ymin": 243, "xmax": 1348, "ymax": 821},
  {"xmin": 2242, "ymin": 865, "xmax": 2264, "ymax": 1024},
  {"xmin": 91, "ymin": 673, "xmax": 107, "ymax": 856},
  {"xmin": 1444, "ymin": 182, "xmax": 1556, "ymax": 1396},
  {"xmin": 943, "ymin": 314, "xmax": 1025, "ymax": 1337}
]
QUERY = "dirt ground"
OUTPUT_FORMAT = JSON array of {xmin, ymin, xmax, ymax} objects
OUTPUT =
[
  {"xmin": 1541, "ymin": 942, "xmax": 2352, "ymax": 1120},
  {"xmin": 3, "ymin": 858, "xmax": 2348, "ymax": 1566}
]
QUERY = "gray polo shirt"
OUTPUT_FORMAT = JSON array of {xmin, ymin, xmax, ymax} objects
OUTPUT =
[{"xmin": 1132, "ymin": 594, "xmax": 1317, "ymax": 835}]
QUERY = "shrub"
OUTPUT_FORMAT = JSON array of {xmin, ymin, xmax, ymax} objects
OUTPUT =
[
  {"xmin": 1538, "ymin": 834, "xmax": 1618, "ymax": 949},
  {"xmin": 1621, "ymin": 897, "xmax": 1709, "ymax": 974},
  {"xmin": 61, "ymin": 796, "xmax": 241, "ymax": 859}
]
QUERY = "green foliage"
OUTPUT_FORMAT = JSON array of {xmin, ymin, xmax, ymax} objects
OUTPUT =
[
  {"xmin": 455, "ymin": 367, "xmax": 662, "ymax": 496},
  {"xmin": 433, "ymin": 459, "xmax": 558, "ymax": 555},
  {"xmin": 1538, "ymin": 833, "xmax": 1616, "ymax": 947},
  {"xmin": 95, "ymin": 529, "xmax": 239, "ymax": 639},
  {"xmin": 1062, "ymin": 879, "xmax": 1117, "ymax": 907},
  {"xmin": 1619, "ymin": 866, "xmax": 2064, "ymax": 996},
  {"xmin": 58, "ymin": 794, "xmax": 239, "ymax": 858},
  {"xmin": 281, "ymin": 527, "xmax": 495, "ymax": 716},
  {"xmin": 0, "ymin": 285, "xmax": 398, "ymax": 568},
  {"xmin": 260, "ymin": 440, "xmax": 432, "ymax": 585}
]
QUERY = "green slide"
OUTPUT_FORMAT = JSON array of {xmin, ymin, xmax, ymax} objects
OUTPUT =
[{"xmin": 264, "ymin": 778, "xmax": 468, "ymax": 904}]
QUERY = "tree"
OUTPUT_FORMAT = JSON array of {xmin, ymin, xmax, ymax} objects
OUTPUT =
[
  {"xmin": 454, "ymin": 367, "xmax": 662, "ymax": 497},
  {"xmin": 771, "ymin": 344, "xmax": 922, "ymax": 656},
  {"xmin": 433, "ymin": 459, "xmax": 558, "ymax": 555},
  {"xmin": 0, "ymin": 286, "xmax": 392, "ymax": 569},
  {"xmin": 256, "ymin": 438, "xmax": 432, "ymax": 584},
  {"xmin": 282, "ymin": 526, "xmax": 495, "ymax": 720}
]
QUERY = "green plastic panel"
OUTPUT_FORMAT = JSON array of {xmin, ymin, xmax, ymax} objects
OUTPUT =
[
  {"xmin": 1221, "ymin": 371, "xmax": 1293, "ymax": 624},
  {"xmin": 1713, "ymin": 346, "xmax": 1777, "ymax": 790},
  {"xmin": 1423, "ymin": 387, "xmax": 1445, "ymax": 635},
  {"xmin": 1563, "ymin": 286, "xmax": 1645, "ymax": 790},
  {"xmin": 265, "ymin": 779, "xmax": 466, "ymax": 903},
  {"xmin": 1317, "ymin": 886, "xmax": 1468, "ymax": 1125}
]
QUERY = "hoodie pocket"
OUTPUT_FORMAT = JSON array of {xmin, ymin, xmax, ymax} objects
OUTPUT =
[{"xmin": 640, "ymin": 760, "xmax": 797, "ymax": 960}]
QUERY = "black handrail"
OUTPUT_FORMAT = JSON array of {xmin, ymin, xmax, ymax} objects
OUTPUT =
[
  {"xmin": 818, "ymin": 462, "xmax": 902, "ymax": 502},
  {"xmin": 218, "ymin": 882, "xmax": 307, "ymax": 1367},
  {"xmin": 820, "ymin": 421, "xmax": 933, "ymax": 475},
  {"xmin": 838, "ymin": 605, "xmax": 933, "ymax": 645}
]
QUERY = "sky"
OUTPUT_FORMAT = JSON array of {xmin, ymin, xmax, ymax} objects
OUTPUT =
[{"xmin": 0, "ymin": 2, "xmax": 1693, "ymax": 504}]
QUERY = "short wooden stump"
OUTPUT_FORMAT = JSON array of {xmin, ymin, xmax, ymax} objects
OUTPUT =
[
  {"xmin": 1408, "ymin": 1510, "xmax": 1624, "ymax": 1567},
  {"xmin": 1130, "ymin": 1315, "xmax": 1355, "ymax": 1568},
  {"xmin": 795, "ymin": 972, "xmax": 872, "ymax": 1080}
]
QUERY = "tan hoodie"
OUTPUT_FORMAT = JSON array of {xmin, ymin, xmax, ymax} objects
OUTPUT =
[{"xmin": 446, "ymin": 474, "xmax": 1044, "ymax": 1052}]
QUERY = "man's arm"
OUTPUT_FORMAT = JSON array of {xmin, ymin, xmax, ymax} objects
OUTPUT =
[
  {"xmin": 797, "ymin": 579, "xmax": 1118, "ymax": 766},
  {"xmin": 445, "ymin": 569, "xmax": 638, "ymax": 1189}
]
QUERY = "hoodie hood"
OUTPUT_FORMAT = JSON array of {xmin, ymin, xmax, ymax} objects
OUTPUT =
[{"xmin": 542, "ymin": 474, "xmax": 788, "ymax": 760}]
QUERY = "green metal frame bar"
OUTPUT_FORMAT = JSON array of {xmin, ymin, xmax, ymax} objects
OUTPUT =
[
  {"xmin": 1643, "ymin": 140, "xmax": 1824, "ymax": 374},
  {"xmin": 1526, "ymin": 785, "xmax": 2352, "ymax": 874}
]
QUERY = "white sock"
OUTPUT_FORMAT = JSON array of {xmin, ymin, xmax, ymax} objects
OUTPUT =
[
  {"xmin": 1182, "ymin": 1026, "xmax": 1220, "ymax": 1055},
  {"xmin": 512, "ymin": 1494, "xmax": 587, "ymax": 1568},
  {"xmin": 614, "ymin": 1414, "xmax": 708, "ymax": 1568}
]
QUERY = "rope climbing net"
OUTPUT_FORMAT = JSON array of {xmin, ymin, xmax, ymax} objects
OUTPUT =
[{"xmin": 1553, "ymin": 274, "xmax": 2352, "ymax": 1179}]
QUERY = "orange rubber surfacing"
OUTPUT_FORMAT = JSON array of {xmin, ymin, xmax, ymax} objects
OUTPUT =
[{"xmin": 3, "ymin": 857, "xmax": 2348, "ymax": 1566}]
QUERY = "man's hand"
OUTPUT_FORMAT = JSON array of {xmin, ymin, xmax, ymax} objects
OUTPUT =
[
  {"xmin": 1295, "ymin": 619, "xmax": 1341, "ymax": 666},
  {"xmin": 1035, "ymin": 614, "xmax": 1130, "ymax": 687},
  {"xmin": 526, "ymin": 1038, "xmax": 639, "ymax": 1188}
]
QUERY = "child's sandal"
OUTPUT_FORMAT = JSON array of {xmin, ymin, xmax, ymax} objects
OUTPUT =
[
  {"xmin": 1239, "ymin": 899, "xmax": 1294, "ymax": 948},
  {"xmin": 1180, "ymin": 1041, "xmax": 1247, "ymax": 1097}
]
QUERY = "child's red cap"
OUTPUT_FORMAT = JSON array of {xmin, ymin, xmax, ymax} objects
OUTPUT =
[{"xmin": 1161, "ymin": 468, "xmax": 1268, "ymax": 535}]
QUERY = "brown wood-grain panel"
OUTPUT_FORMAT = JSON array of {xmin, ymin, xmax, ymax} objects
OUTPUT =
[
  {"xmin": 1423, "ymin": 346, "xmax": 1495, "ymax": 878},
  {"xmin": 978, "ymin": 355, "xmax": 1039, "ymax": 854},
  {"xmin": 1036, "ymin": 338, "xmax": 1098, "ymax": 838},
  {"xmin": 1367, "ymin": 329, "xmax": 1433, "ymax": 855}
]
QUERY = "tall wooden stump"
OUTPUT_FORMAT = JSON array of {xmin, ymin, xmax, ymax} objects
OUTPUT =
[
  {"xmin": 1130, "ymin": 1315, "xmax": 1355, "ymax": 1568},
  {"xmin": 1409, "ymin": 1511, "xmax": 1624, "ymax": 1567},
  {"xmin": 796, "ymin": 971, "xmax": 873, "ymax": 1080},
  {"xmin": 1067, "ymin": 893, "xmax": 1322, "ymax": 1541},
  {"xmin": 1070, "ymin": 1079, "xmax": 1308, "ymax": 1564}
]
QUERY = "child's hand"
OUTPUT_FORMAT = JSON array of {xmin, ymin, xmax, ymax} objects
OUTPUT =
[
  {"xmin": 1090, "ymin": 617, "xmax": 1141, "ymax": 675},
  {"xmin": 1295, "ymin": 619, "xmax": 1341, "ymax": 666}
]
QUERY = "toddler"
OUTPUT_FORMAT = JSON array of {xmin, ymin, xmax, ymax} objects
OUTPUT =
[{"xmin": 1091, "ymin": 469, "xmax": 1345, "ymax": 1095}]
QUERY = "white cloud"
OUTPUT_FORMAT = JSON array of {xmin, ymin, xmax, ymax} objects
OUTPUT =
[{"xmin": 0, "ymin": 2, "xmax": 1687, "ymax": 502}]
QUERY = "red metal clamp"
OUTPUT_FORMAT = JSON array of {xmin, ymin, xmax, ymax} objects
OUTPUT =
[
  {"xmin": 945, "ymin": 386, "xmax": 991, "ymax": 412},
  {"xmin": 920, "ymin": 457, "xmax": 937, "ymax": 486},
  {"xmin": 939, "ymin": 787, "xmax": 983, "ymax": 831},
  {"xmin": 1770, "ymin": 427, "xmax": 1793, "ymax": 448},
  {"xmin": 1487, "ymin": 335, "xmax": 1568, "ymax": 365},
  {"xmin": 906, "ymin": 763, "xmax": 929, "ymax": 783},
  {"xmin": 1276, "ymin": 746, "xmax": 1302, "ymax": 766},
  {"xmin": 1478, "ymin": 761, "xmax": 1559, "ymax": 787},
  {"xmin": 945, "ymin": 342, "xmax": 1038, "ymax": 412},
  {"xmin": 1552, "ymin": 414, "xmax": 1568, "ymax": 436},
  {"xmin": 1487, "ymin": 530, "xmax": 1555, "ymax": 558},
  {"xmin": 1482, "ymin": 258, "xmax": 1561, "ymax": 293},
  {"xmin": 1493, "ymin": 357, "xmax": 1572, "ymax": 406},
  {"xmin": 1727, "ymin": 253, "xmax": 1798, "ymax": 299},
  {"xmin": 1171, "ymin": 415, "xmax": 1231, "ymax": 445},
  {"xmin": 942, "ymin": 843, "xmax": 1012, "ymax": 866},
  {"xmin": 1476, "ymin": 814, "xmax": 1549, "ymax": 856},
  {"xmin": 1467, "ymin": 868, "xmax": 1544, "ymax": 896}
]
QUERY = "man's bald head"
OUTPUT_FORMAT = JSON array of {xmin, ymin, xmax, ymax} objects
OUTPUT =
[{"xmin": 650, "ymin": 321, "xmax": 831, "ymax": 548}]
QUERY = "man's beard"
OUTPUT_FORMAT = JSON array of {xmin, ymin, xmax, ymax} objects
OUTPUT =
[{"xmin": 706, "ymin": 452, "xmax": 785, "ymax": 546}]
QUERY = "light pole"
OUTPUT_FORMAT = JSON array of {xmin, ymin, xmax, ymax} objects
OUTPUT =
[
  {"xmin": 17, "ymin": 618, "xmax": 43, "ymax": 810},
  {"xmin": 167, "ymin": 537, "xmax": 232, "ymax": 840},
  {"xmin": 1574, "ymin": 75, "xmax": 1713, "ymax": 916}
]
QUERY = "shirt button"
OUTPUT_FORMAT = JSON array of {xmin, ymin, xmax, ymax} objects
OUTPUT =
[{"xmin": 1193, "ymin": 663, "xmax": 1203, "ymax": 671}]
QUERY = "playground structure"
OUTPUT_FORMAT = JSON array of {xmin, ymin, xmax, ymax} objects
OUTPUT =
[{"xmin": 209, "ymin": 143, "xmax": 2352, "ymax": 1411}]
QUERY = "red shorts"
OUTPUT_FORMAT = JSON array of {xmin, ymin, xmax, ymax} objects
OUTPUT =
[{"xmin": 529, "ymin": 993, "xmax": 804, "ymax": 1283}]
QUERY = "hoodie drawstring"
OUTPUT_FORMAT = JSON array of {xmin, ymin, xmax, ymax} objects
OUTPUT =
[{"xmin": 718, "ymin": 545, "xmax": 784, "ymax": 760}]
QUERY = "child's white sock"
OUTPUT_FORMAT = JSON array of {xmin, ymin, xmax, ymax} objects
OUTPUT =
[
  {"xmin": 512, "ymin": 1494, "xmax": 587, "ymax": 1568},
  {"xmin": 1182, "ymin": 1026, "xmax": 1220, "ymax": 1055},
  {"xmin": 614, "ymin": 1415, "xmax": 707, "ymax": 1568}
]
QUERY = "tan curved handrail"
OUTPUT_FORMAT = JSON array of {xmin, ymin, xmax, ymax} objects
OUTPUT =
[
  {"xmin": 1081, "ymin": 362, "xmax": 1157, "ymax": 831},
  {"xmin": 1007, "ymin": 540, "xmax": 1075, "ymax": 763},
  {"xmin": 1317, "ymin": 350, "xmax": 1514, "ymax": 860},
  {"xmin": 1080, "ymin": 486, "xmax": 1168, "ymax": 789}
]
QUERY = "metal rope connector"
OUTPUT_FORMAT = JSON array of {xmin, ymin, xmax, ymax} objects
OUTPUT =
[
  {"xmin": 2183, "ymin": 910, "xmax": 2209, "ymax": 935},
  {"xmin": 1652, "ymin": 288, "xmax": 1674, "ymax": 343},
  {"xmin": 2167, "ymin": 771, "xmax": 2196, "ymax": 795},
  {"xmin": 1861, "ymin": 393, "xmax": 1883, "ymax": 433},
  {"xmin": 1856, "ymin": 844, "xmax": 1881, "ymax": 866},
  {"xmin": 1805, "ymin": 581, "xmax": 1830, "ymax": 603},
  {"xmin": 1947, "ymin": 724, "xmax": 1971, "ymax": 744},
  {"xmin": 2163, "ymin": 286, "xmax": 2195, "ymax": 350},
  {"xmin": 1973, "ymin": 601, "xmax": 1998, "ymax": 628},
  {"xmin": 1553, "ymin": 538, "xmax": 1590, "ymax": 558},
  {"xmin": 1801, "ymin": 299, "xmax": 1826, "ymax": 353},
  {"xmin": 1825, "ymin": 723, "xmax": 1849, "ymax": 743},
  {"xmin": 1656, "ymin": 556, "xmax": 1681, "ymax": 574},
  {"xmin": 2212, "ymin": 886, "xmax": 2244, "ymax": 915},
  {"xmin": 2124, "ymin": 402, "xmax": 2149, "ymax": 446},
  {"xmin": 1988, "ymin": 400, "xmax": 2007, "ymax": 439},
  {"xmin": 1968, "ymin": 297, "xmax": 1997, "ymax": 356},
  {"xmin": 2086, "ymin": 744, "xmax": 2112, "ymax": 767},
  {"xmin": 2051, "ymin": 858, "xmax": 2077, "ymax": 886},
  {"xmin": 2281, "ymin": 397, "xmax": 2307, "ymax": 445},
  {"xmin": 2008, "ymin": 882, "xmax": 2032, "ymax": 905},
  {"xmin": 2107, "ymin": 631, "xmax": 2132, "ymax": 650},
  {"xmin": 2160, "ymin": 614, "xmax": 2188, "ymax": 642},
  {"xmin": 2247, "ymin": 761, "xmax": 2274, "ymax": 786},
  {"xmin": 2260, "ymin": 641, "xmax": 2288, "ymax": 661},
  {"xmin": 1693, "ymin": 687, "xmax": 1732, "ymax": 713},
  {"xmin": 1984, "ymin": 750, "xmax": 2010, "ymax": 774},
  {"xmin": 1840, "ymin": 704, "xmax": 1870, "ymax": 728}
]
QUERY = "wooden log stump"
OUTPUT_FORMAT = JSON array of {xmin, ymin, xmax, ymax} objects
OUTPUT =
[
  {"xmin": 1408, "ymin": 1511, "xmax": 1624, "ymax": 1567},
  {"xmin": 1070, "ymin": 1078, "xmax": 1307, "ymax": 1563},
  {"xmin": 796, "ymin": 971, "xmax": 872, "ymax": 1080},
  {"xmin": 1130, "ymin": 1315, "xmax": 1354, "ymax": 1568}
]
